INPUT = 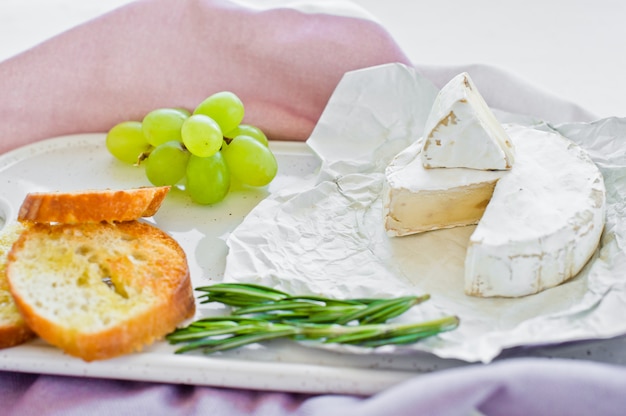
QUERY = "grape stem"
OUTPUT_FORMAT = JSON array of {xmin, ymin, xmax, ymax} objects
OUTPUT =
[{"xmin": 136, "ymin": 150, "xmax": 151, "ymax": 166}]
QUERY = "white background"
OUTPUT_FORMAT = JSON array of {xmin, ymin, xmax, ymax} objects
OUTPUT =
[
  {"xmin": 352, "ymin": 0, "xmax": 626, "ymax": 119},
  {"xmin": 1, "ymin": 0, "xmax": 624, "ymax": 119}
]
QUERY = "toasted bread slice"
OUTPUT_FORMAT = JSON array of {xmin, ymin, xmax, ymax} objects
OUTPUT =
[
  {"xmin": 17, "ymin": 186, "xmax": 170, "ymax": 224},
  {"xmin": 0, "ymin": 222, "xmax": 35, "ymax": 348},
  {"xmin": 6, "ymin": 220, "xmax": 195, "ymax": 361}
]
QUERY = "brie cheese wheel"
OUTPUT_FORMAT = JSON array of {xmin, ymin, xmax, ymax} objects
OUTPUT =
[
  {"xmin": 465, "ymin": 125, "xmax": 605, "ymax": 297},
  {"xmin": 383, "ymin": 124, "xmax": 606, "ymax": 298},
  {"xmin": 421, "ymin": 72, "xmax": 515, "ymax": 170}
]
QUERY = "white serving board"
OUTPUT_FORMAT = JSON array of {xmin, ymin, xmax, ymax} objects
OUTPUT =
[{"xmin": 1, "ymin": 134, "xmax": 626, "ymax": 395}]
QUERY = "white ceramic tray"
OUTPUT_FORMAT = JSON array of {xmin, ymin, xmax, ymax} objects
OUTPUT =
[{"xmin": 1, "ymin": 134, "xmax": 626, "ymax": 395}]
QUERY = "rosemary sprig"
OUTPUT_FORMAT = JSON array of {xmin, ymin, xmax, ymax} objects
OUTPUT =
[
  {"xmin": 194, "ymin": 283, "xmax": 430, "ymax": 324},
  {"xmin": 196, "ymin": 283, "xmax": 290, "ymax": 306},
  {"xmin": 167, "ymin": 283, "xmax": 459, "ymax": 354}
]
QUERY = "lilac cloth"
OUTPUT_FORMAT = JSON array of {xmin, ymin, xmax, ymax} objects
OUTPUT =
[
  {"xmin": 0, "ymin": 0, "xmax": 621, "ymax": 415},
  {"xmin": 2, "ymin": 358, "xmax": 626, "ymax": 415}
]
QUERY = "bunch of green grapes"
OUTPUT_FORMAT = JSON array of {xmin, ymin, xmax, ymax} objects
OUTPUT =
[{"xmin": 105, "ymin": 91, "xmax": 278, "ymax": 205}]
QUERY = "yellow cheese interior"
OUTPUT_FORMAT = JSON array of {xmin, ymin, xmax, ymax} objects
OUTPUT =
[{"xmin": 385, "ymin": 181, "xmax": 497, "ymax": 236}]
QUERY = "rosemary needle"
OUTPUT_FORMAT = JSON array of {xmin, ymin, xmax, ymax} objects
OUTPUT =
[{"xmin": 167, "ymin": 283, "xmax": 459, "ymax": 354}]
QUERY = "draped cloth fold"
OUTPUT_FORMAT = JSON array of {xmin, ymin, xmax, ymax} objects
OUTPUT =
[
  {"xmin": 3, "ymin": 358, "xmax": 626, "ymax": 415},
  {"xmin": 0, "ymin": 0, "xmax": 410, "ymax": 153}
]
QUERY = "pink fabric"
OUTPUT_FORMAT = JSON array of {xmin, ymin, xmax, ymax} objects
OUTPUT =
[
  {"xmin": 0, "ymin": 0, "xmax": 621, "ymax": 415},
  {"xmin": 0, "ymin": 0, "xmax": 410, "ymax": 153}
]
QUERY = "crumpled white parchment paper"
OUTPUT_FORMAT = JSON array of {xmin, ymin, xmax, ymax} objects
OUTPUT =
[{"xmin": 222, "ymin": 63, "xmax": 626, "ymax": 363}]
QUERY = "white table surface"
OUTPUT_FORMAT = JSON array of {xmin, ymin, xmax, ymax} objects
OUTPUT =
[{"xmin": 1, "ymin": 0, "xmax": 624, "ymax": 120}]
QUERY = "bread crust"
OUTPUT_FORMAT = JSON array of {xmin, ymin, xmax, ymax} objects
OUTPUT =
[
  {"xmin": 7, "ymin": 221, "xmax": 195, "ymax": 361},
  {"xmin": 0, "ymin": 222, "xmax": 35, "ymax": 348},
  {"xmin": 0, "ymin": 325, "xmax": 35, "ymax": 349},
  {"xmin": 17, "ymin": 186, "xmax": 170, "ymax": 224}
]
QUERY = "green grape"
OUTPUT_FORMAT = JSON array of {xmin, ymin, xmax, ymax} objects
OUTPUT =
[
  {"xmin": 106, "ymin": 121, "xmax": 151, "ymax": 164},
  {"xmin": 181, "ymin": 114, "xmax": 223, "ymax": 157},
  {"xmin": 221, "ymin": 135, "xmax": 277, "ymax": 187},
  {"xmin": 142, "ymin": 108, "xmax": 189, "ymax": 147},
  {"xmin": 193, "ymin": 91, "xmax": 244, "ymax": 134},
  {"xmin": 185, "ymin": 152, "xmax": 230, "ymax": 204},
  {"xmin": 144, "ymin": 141, "xmax": 190, "ymax": 186},
  {"xmin": 225, "ymin": 124, "xmax": 269, "ymax": 147}
]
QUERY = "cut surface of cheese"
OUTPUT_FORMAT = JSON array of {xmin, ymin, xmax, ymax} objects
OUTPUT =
[
  {"xmin": 384, "ymin": 139, "xmax": 505, "ymax": 236},
  {"xmin": 384, "ymin": 124, "xmax": 606, "ymax": 298},
  {"xmin": 421, "ymin": 72, "xmax": 515, "ymax": 170}
]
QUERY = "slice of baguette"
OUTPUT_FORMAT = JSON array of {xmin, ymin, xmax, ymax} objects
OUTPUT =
[
  {"xmin": 17, "ymin": 186, "xmax": 170, "ymax": 224},
  {"xmin": 6, "ymin": 220, "xmax": 195, "ymax": 361},
  {"xmin": 0, "ymin": 221, "xmax": 35, "ymax": 348}
]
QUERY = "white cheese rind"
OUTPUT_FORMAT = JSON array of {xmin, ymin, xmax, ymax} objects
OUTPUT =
[
  {"xmin": 465, "ymin": 125, "xmax": 606, "ymax": 297},
  {"xmin": 421, "ymin": 72, "xmax": 515, "ymax": 170}
]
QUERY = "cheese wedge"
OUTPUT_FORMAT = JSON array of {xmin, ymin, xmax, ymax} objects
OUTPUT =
[
  {"xmin": 383, "ymin": 125, "xmax": 605, "ymax": 298},
  {"xmin": 421, "ymin": 72, "xmax": 515, "ymax": 170}
]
